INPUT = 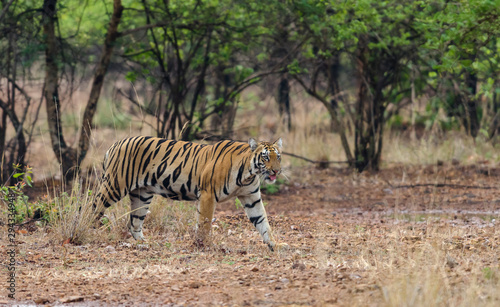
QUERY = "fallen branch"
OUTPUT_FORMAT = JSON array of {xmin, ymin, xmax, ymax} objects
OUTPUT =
[
  {"xmin": 387, "ymin": 183, "xmax": 498, "ymax": 190},
  {"xmin": 282, "ymin": 151, "xmax": 351, "ymax": 164},
  {"xmin": 15, "ymin": 217, "xmax": 45, "ymax": 227}
]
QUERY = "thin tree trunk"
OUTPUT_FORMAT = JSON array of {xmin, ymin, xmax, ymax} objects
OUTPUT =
[
  {"xmin": 42, "ymin": 0, "xmax": 77, "ymax": 179},
  {"xmin": 277, "ymin": 77, "xmax": 291, "ymax": 131},
  {"xmin": 0, "ymin": 98, "xmax": 28, "ymax": 183},
  {"xmin": 0, "ymin": 108, "xmax": 8, "ymax": 184},
  {"xmin": 488, "ymin": 79, "xmax": 500, "ymax": 139},
  {"xmin": 78, "ymin": 0, "xmax": 124, "ymax": 164},
  {"xmin": 224, "ymin": 100, "xmax": 238, "ymax": 138},
  {"xmin": 354, "ymin": 78, "xmax": 368, "ymax": 171},
  {"xmin": 464, "ymin": 62, "xmax": 479, "ymax": 137},
  {"xmin": 354, "ymin": 39, "xmax": 385, "ymax": 172}
]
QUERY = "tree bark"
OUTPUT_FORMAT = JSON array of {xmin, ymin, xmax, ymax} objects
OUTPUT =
[
  {"xmin": 354, "ymin": 38, "xmax": 385, "ymax": 172},
  {"xmin": 77, "ymin": 0, "xmax": 124, "ymax": 164},
  {"xmin": 277, "ymin": 77, "xmax": 291, "ymax": 130},
  {"xmin": 0, "ymin": 98, "xmax": 28, "ymax": 184},
  {"xmin": 42, "ymin": 0, "xmax": 78, "ymax": 179},
  {"xmin": 464, "ymin": 60, "xmax": 479, "ymax": 137},
  {"xmin": 488, "ymin": 79, "xmax": 500, "ymax": 139}
]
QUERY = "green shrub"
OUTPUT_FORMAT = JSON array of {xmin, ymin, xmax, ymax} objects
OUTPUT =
[{"xmin": 260, "ymin": 177, "xmax": 286, "ymax": 195}]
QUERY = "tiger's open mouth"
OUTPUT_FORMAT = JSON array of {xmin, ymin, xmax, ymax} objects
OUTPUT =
[{"xmin": 264, "ymin": 172, "xmax": 278, "ymax": 183}]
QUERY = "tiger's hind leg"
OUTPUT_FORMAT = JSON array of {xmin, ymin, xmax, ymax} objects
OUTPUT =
[
  {"xmin": 128, "ymin": 189, "xmax": 154, "ymax": 241},
  {"xmin": 195, "ymin": 191, "xmax": 216, "ymax": 246}
]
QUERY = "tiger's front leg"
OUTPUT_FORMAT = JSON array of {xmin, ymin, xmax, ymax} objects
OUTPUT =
[{"xmin": 238, "ymin": 192, "xmax": 287, "ymax": 251}]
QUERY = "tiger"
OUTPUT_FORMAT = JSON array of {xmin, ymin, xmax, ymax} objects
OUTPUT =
[{"xmin": 92, "ymin": 136, "xmax": 288, "ymax": 251}]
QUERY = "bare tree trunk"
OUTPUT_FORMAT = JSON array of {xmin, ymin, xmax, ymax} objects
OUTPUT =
[
  {"xmin": 42, "ymin": 0, "xmax": 77, "ymax": 179},
  {"xmin": 354, "ymin": 76, "xmax": 369, "ymax": 171},
  {"xmin": 0, "ymin": 97, "xmax": 29, "ymax": 183},
  {"xmin": 353, "ymin": 39, "xmax": 385, "ymax": 172},
  {"xmin": 488, "ymin": 78, "xmax": 500, "ymax": 139},
  {"xmin": 327, "ymin": 54, "xmax": 342, "ymax": 104},
  {"xmin": 78, "ymin": 0, "xmax": 123, "ymax": 163},
  {"xmin": 224, "ymin": 100, "xmax": 238, "ymax": 138},
  {"xmin": 277, "ymin": 77, "xmax": 291, "ymax": 131},
  {"xmin": 0, "ymin": 108, "xmax": 7, "ymax": 183},
  {"xmin": 326, "ymin": 54, "xmax": 349, "ymax": 133},
  {"xmin": 0, "ymin": 5, "xmax": 32, "ymax": 184},
  {"xmin": 464, "ymin": 60, "xmax": 479, "ymax": 137}
]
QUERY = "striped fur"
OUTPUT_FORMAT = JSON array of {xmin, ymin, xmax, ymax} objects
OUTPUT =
[{"xmin": 93, "ymin": 136, "xmax": 286, "ymax": 250}]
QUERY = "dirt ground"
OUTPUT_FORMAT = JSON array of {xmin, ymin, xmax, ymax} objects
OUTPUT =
[{"xmin": 2, "ymin": 163, "xmax": 500, "ymax": 306}]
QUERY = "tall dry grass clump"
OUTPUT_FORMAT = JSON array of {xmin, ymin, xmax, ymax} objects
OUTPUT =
[{"xmin": 48, "ymin": 175, "xmax": 100, "ymax": 245}]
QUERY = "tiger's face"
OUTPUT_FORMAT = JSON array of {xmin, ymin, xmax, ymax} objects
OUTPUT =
[{"xmin": 250, "ymin": 138, "xmax": 283, "ymax": 184}]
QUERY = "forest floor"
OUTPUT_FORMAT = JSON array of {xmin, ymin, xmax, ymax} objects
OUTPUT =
[{"xmin": 2, "ymin": 163, "xmax": 500, "ymax": 306}]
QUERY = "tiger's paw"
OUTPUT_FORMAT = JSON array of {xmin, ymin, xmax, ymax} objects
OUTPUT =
[{"xmin": 130, "ymin": 229, "xmax": 145, "ymax": 241}]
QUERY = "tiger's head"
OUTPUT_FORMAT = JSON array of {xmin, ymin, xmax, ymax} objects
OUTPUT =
[{"xmin": 249, "ymin": 138, "xmax": 283, "ymax": 184}]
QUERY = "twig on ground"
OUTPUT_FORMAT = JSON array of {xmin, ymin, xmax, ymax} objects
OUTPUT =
[
  {"xmin": 386, "ymin": 183, "xmax": 498, "ymax": 190},
  {"xmin": 282, "ymin": 151, "xmax": 351, "ymax": 164}
]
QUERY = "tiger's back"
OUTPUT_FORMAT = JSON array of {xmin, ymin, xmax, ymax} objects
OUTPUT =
[{"xmin": 98, "ymin": 136, "xmax": 256, "ymax": 204}]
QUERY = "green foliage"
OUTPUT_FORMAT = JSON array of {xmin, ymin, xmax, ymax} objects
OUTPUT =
[
  {"xmin": 1, "ymin": 164, "xmax": 33, "ymax": 224},
  {"xmin": 234, "ymin": 198, "xmax": 243, "ymax": 210},
  {"xmin": 482, "ymin": 267, "xmax": 497, "ymax": 281},
  {"xmin": 115, "ymin": 0, "xmax": 275, "ymax": 137},
  {"xmin": 0, "ymin": 166, "xmax": 77, "ymax": 227},
  {"xmin": 58, "ymin": 0, "xmax": 112, "ymax": 47},
  {"xmin": 261, "ymin": 178, "xmax": 286, "ymax": 195},
  {"xmin": 4, "ymin": 0, "xmax": 500, "ymax": 173},
  {"xmin": 355, "ymin": 225, "xmax": 366, "ymax": 233},
  {"xmin": 1, "ymin": 165, "xmax": 95, "ymax": 232}
]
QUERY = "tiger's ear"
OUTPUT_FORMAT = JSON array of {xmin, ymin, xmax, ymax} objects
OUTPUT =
[
  {"xmin": 274, "ymin": 138, "xmax": 283, "ymax": 149},
  {"xmin": 249, "ymin": 138, "xmax": 258, "ymax": 151}
]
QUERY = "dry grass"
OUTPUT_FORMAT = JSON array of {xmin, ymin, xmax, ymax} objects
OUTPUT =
[
  {"xmin": 333, "ymin": 221, "xmax": 500, "ymax": 306},
  {"xmin": 47, "ymin": 175, "xmax": 100, "ymax": 245},
  {"xmin": 302, "ymin": 219, "xmax": 497, "ymax": 305}
]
